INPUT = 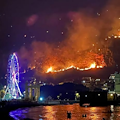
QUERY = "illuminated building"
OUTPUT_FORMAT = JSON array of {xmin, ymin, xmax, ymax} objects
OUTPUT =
[
  {"xmin": 107, "ymin": 91, "xmax": 115, "ymax": 101},
  {"xmin": 109, "ymin": 74, "xmax": 115, "ymax": 81},
  {"xmin": 25, "ymin": 80, "xmax": 42, "ymax": 101},
  {"xmin": 107, "ymin": 72, "xmax": 120, "ymax": 101},
  {"xmin": 82, "ymin": 77, "xmax": 91, "ymax": 88},
  {"xmin": 82, "ymin": 77, "xmax": 104, "ymax": 91}
]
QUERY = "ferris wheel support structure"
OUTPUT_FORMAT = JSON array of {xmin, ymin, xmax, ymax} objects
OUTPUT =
[{"xmin": 3, "ymin": 53, "xmax": 23, "ymax": 100}]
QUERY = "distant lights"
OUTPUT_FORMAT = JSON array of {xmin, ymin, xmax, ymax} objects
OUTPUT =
[
  {"xmin": 113, "ymin": 35, "xmax": 120, "ymax": 38},
  {"xmin": 98, "ymin": 94, "xmax": 100, "ymax": 96},
  {"xmin": 110, "ymin": 94, "xmax": 113, "ymax": 96},
  {"xmin": 4, "ymin": 85, "xmax": 6, "ymax": 89},
  {"xmin": 43, "ymin": 83, "xmax": 46, "ymax": 85},
  {"xmin": 33, "ymin": 66, "xmax": 35, "ymax": 69},
  {"xmin": 85, "ymin": 95, "xmax": 87, "ymax": 97},
  {"xmin": 105, "ymin": 38, "xmax": 107, "ymax": 40},
  {"xmin": 40, "ymin": 97, "xmax": 43, "ymax": 101},
  {"xmin": 114, "ymin": 36, "xmax": 117, "ymax": 38},
  {"xmin": 97, "ymin": 13, "xmax": 100, "ymax": 16},
  {"xmin": 117, "ymin": 94, "xmax": 120, "ymax": 96},
  {"xmin": 24, "ymin": 34, "xmax": 27, "ymax": 38},
  {"xmin": 82, "ymin": 80, "xmax": 85, "ymax": 83},
  {"xmin": 59, "ymin": 18, "xmax": 61, "ymax": 20},
  {"xmin": 8, "ymin": 35, "xmax": 10, "ymax": 37},
  {"xmin": 107, "ymin": 35, "xmax": 120, "ymax": 39}
]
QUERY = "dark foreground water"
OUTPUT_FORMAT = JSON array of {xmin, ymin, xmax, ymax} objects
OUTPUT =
[{"xmin": 9, "ymin": 103, "xmax": 120, "ymax": 120}]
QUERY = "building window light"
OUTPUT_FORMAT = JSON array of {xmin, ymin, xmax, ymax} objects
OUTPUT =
[
  {"xmin": 98, "ymin": 94, "xmax": 100, "ymax": 96},
  {"xmin": 83, "ymin": 80, "xmax": 85, "ymax": 83},
  {"xmin": 110, "ymin": 94, "xmax": 113, "ymax": 96}
]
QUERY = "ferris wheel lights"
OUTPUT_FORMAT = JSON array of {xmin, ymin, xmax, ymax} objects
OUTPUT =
[
  {"xmin": 13, "ymin": 52, "xmax": 16, "ymax": 55},
  {"xmin": 3, "ymin": 52, "xmax": 23, "ymax": 100}
]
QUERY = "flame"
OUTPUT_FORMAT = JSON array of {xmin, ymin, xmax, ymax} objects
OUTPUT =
[
  {"xmin": 90, "ymin": 62, "xmax": 96, "ymax": 68},
  {"xmin": 46, "ymin": 67, "xmax": 53, "ymax": 73},
  {"xmin": 107, "ymin": 35, "xmax": 120, "ymax": 39},
  {"xmin": 46, "ymin": 63, "xmax": 103, "ymax": 73}
]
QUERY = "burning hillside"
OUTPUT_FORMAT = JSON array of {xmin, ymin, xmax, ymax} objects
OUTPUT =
[{"xmin": 18, "ymin": 0, "xmax": 120, "ymax": 76}]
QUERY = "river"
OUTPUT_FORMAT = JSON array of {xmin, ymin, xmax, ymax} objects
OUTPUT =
[{"xmin": 9, "ymin": 103, "xmax": 120, "ymax": 120}]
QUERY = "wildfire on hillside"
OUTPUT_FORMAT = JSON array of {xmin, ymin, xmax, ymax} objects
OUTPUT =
[
  {"xmin": 24, "ymin": 40, "xmax": 111, "ymax": 74},
  {"xmin": 19, "ymin": 0, "xmax": 120, "ymax": 76},
  {"xmin": 45, "ymin": 58, "xmax": 104, "ymax": 73},
  {"xmin": 43, "ymin": 51, "xmax": 106, "ymax": 73},
  {"xmin": 46, "ymin": 62, "xmax": 103, "ymax": 73}
]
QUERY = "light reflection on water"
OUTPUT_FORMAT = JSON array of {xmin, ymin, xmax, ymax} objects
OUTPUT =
[{"xmin": 9, "ymin": 104, "xmax": 120, "ymax": 120}]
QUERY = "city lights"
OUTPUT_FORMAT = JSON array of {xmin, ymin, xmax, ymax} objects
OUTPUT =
[
  {"xmin": 110, "ymin": 94, "xmax": 113, "ymax": 96},
  {"xmin": 40, "ymin": 97, "xmax": 43, "ymax": 101}
]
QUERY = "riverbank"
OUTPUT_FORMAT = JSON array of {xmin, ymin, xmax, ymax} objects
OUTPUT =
[
  {"xmin": 0, "ymin": 100, "xmax": 39, "ymax": 120},
  {"xmin": 9, "ymin": 103, "xmax": 120, "ymax": 120},
  {"xmin": 0, "ymin": 99, "xmax": 79, "ymax": 119}
]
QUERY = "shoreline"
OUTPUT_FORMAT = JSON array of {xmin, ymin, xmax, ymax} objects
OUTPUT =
[
  {"xmin": 0, "ymin": 100, "xmax": 119, "ymax": 119},
  {"xmin": 0, "ymin": 100, "xmax": 76, "ymax": 119},
  {"xmin": 0, "ymin": 100, "xmax": 40, "ymax": 120}
]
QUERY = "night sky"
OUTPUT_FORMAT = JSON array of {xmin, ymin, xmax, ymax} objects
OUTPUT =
[
  {"xmin": 0, "ymin": 0, "xmax": 107, "ymax": 51},
  {"xmin": 1, "ymin": 0, "xmax": 120, "ymax": 85}
]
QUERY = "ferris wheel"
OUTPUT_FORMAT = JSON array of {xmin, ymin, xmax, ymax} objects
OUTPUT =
[{"xmin": 3, "ymin": 53, "xmax": 23, "ymax": 100}]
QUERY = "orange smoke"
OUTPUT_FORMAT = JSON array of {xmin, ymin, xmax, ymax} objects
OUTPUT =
[
  {"xmin": 19, "ymin": 40, "xmax": 108, "ymax": 75},
  {"xmin": 19, "ymin": 0, "xmax": 120, "ymax": 75}
]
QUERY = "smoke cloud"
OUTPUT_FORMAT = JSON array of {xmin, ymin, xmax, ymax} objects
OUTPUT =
[{"xmin": 19, "ymin": 0, "xmax": 120, "ymax": 76}]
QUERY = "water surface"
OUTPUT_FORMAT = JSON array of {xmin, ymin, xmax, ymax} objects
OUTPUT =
[{"xmin": 10, "ymin": 103, "xmax": 120, "ymax": 120}]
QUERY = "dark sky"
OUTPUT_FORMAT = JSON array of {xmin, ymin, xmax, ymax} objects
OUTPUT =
[{"xmin": 0, "ymin": 0, "xmax": 109, "ymax": 82}]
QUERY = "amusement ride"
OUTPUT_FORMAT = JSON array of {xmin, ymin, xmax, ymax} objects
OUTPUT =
[{"xmin": 3, "ymin": 53, "xmax": 23, "ymax": 100}]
